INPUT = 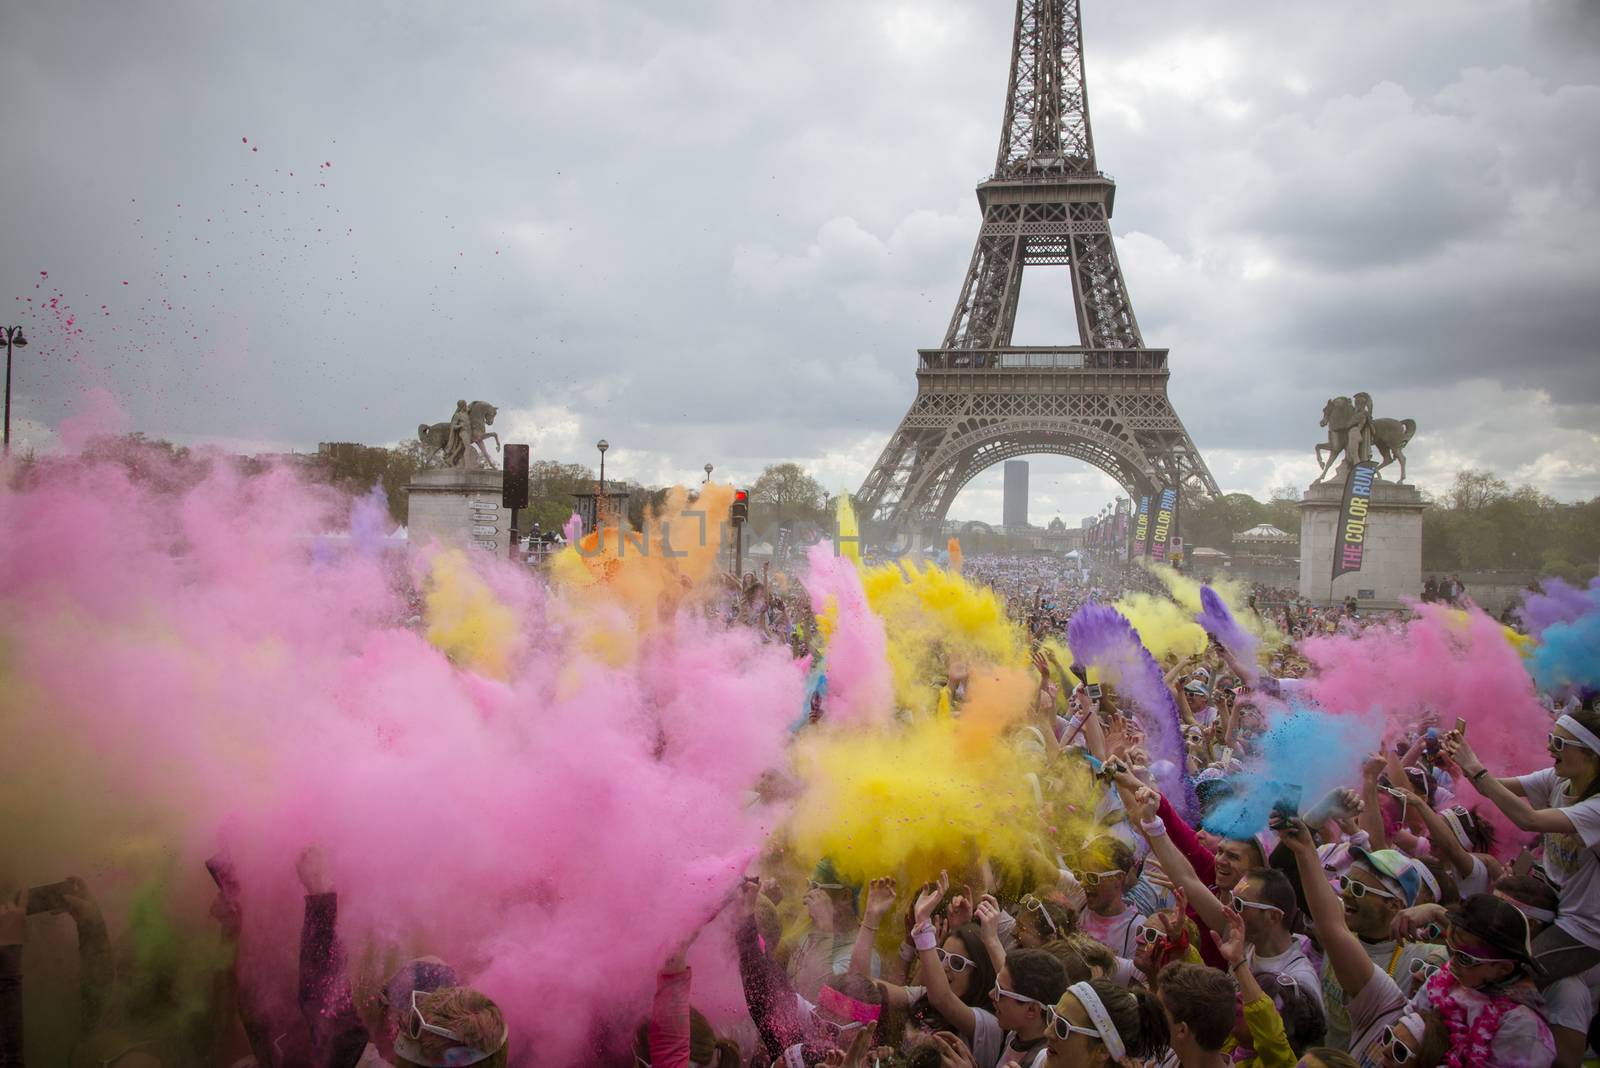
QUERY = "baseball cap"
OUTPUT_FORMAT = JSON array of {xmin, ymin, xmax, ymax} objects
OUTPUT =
[{"xmin": 1350, "ymin": 847, "xmax": 1422, "ymax": 907}]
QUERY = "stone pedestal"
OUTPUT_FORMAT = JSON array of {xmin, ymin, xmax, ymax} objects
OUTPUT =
[
  {"xmin": 1298, "ymin": 476, "xmax": 1422, "ymax": 608},
  {"xmin": 404, "ymin": 468, "xmax": 512, "ymax": 555}
]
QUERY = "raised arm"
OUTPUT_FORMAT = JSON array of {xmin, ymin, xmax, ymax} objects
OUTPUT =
[
  {"xmin": 850, "ymin": 878, "xmax": 897, "ymax": 979},
  {"xmin": 1360, "ymin": 754, "xmax": 1390, "ymax": 850},
  {"xmin": 1124, "ymin": 787, "xmax": 1229, "ymax": 934},
  {"xmin": 733, "ymin": 883, "xmax": 818, "ymax": 1059},
  {"xmin": 1447, "ymin": 733, "xmax": 1576, "ymax": 834},
  {"xmin": 1211, "ymin": 907, "xmax": 1296, "ymax": 1068},
  {"xmin": 911, "ymin": 872, "xmax": 978, "ymax": 1038},
  {"xmin": 1279, "ymin": 818, "xmax": 1375, "ymax": 997},
  {"xmin": 1399, "ymin": 787, "xmax": 1475, "ymax": 879}
]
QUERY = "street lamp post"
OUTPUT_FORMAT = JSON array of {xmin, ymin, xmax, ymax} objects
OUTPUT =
[
  {"xmin": 596, "ymin": 439, "xmax": 609, "ymax": 528},
  {"xmin": 703, "ymin": 463, "xmax": 713, "ymax": 485},
  {"xmin": 2, "ymin": 326, "xmax": 29, "ymax": 454}
]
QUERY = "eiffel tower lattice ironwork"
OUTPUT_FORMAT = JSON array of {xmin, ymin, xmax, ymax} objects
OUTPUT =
[{"xmin": 856, "ymin": 0, "xmax": 1219, "ymax": 524}]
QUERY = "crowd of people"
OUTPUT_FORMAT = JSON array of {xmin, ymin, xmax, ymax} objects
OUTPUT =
[{"xmin": 4, "ymin": 539, "xmax": 1595, "ymax": 1068}]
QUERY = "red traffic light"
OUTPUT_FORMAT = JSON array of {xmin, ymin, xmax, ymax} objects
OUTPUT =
[
  {"xmin": 731, "ymin": 488, "xmax": 750, "ymax": 525},
  {"xmin": 734, "ymin": 490, "xmax": 748, "ymax": 502}
]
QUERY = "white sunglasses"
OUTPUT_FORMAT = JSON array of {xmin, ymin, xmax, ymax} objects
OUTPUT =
[
  {"xmin": 1044, "ymin": 1006, "xmax": 1102, "ymax": 1043},
  {"xmin": 409, "ymin": 987, "xmax": 464, "ymax": 1043}
]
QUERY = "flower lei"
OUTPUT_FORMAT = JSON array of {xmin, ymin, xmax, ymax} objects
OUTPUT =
[{"xmin": 1424, "ymin": 966, "xmax": 1515, "ymax": 1068}]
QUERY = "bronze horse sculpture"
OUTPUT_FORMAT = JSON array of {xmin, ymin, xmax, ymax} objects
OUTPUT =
[{"xmin": 1315, "ymin": 393, "xmax": 1416, "ymax": 483}]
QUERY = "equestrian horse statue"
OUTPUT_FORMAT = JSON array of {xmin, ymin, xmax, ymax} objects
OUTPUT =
[
  {"xmin": 417, "ymin": 400, "xmax": 501, "ymax": 469},
  {"xmin": 1314, "ymin": 393, "xmax": 1417, "ymax": 483}
]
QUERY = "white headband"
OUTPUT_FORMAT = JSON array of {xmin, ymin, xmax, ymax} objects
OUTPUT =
[
  {"xmin": 1411, "ymin": 861, "xmax": 1441, "ymax": 905},
  {"xmin": 1069, "ymin": 982, "xmax": 1126, "ymax": 1062},
  {"xmin": 1441, "ymin": 807, "xmax": 1475, "ymax": 852},
  {"xmin": 1557, "ymin": 715, "xmax": 1600, "ymax": 754},
  {"xmin": 1397, "ymin": 1011, "xmax": 1426, "ymax": 1043}
]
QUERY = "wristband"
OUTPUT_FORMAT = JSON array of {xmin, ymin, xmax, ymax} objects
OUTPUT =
[
  {"xmin": 1140, "ymin": 816, "xmax": 1167, "ymax": 837},
  {"xmin": 911, "ymin": 920, "xmax": 938, "ymax": 952},
  {"xmin": 1470, "ymin": 767, "xmax": 1490, "ymax": 785}
]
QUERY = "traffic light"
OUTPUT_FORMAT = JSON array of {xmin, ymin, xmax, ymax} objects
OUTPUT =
[
  {"xmin": 502, "ymin": 444, "xmax": 529, "ymax": 510},
  {"xmin": 731, "ymin": 489, "xmax": 749, "ymax": 526}
]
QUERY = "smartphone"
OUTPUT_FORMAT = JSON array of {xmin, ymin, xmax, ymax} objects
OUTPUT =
[
  {"xmin": 26, "ymin": 880, "xmax": 73, "ymax": 915},
  {"xmin": 1454, "ymin": 717, "xmax": 1467, "ymax": 736},
  {"xmin": 1218, "ymin": 746, "xmax": 1233, "ymax": 768},
  {"xmin": 1270, "ymin": 783, "xmax": 1303, "ymax": 827},
  {"xmin": 1086, "ymin": 682, "xmax": 1102, "ymax": 701}
]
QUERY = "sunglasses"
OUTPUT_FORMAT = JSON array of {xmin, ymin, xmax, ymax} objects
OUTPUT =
[
  {"xmin": 1549, "ymin": 733, "xmax": 1594, "ymax": 753},
  {"xmin": 1336, "ymin": 875, "xmax": 1398, "ymax": 901},
  {"xmin": 817, "ymin": 1015, "xmax": 867, "ymax": 1038},
  {"xmin": 1228, "ymin": 895, "xmax": 1283, "ymax": 916},
  {"xmin": 1136, "ymin": 923, "xmax": 1168, "ymax": 945},
  {"xmin": 1408, "ymin": 958, "xmax": 1440, "ymax": 981},
  {"xmin": 1450, "ymin": 946, "xmax": 1511, "ymax": 969},
  {"xmin": 408, "ymin": 988, "xmax": 464, "ymax": 1043},
  {"xmin": 1043, "ymin": 1006, "xmax": 1102, "ymax": 1043},
  {"xmin": 936, "ymin": 948, "xmax": 975, "ymax": 973},
  {"xmin": 1380, "ymin": 1025, "xmax": 1415, "ymax": 1064},
  {"xmin": 1021, "ymin": 895, "xmax": 1060, "ymax": 936},
  {"xmin": 992, "ymin": 982, "xmax": 1043, "ymax": 1006},
  {"xmin": 807, "ymin": 880, "xmax": 846, "ymax": 892},
  {"xmin": 1075, "ymin": 869, "xmax": 1120, "ymax": 888}
]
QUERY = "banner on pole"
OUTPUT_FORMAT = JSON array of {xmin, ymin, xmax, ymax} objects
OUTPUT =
[
  {"xmin": 1130, "ymin": 495, "xmax": 1152, "ymax": 561},
  {"xmin": 1333, "ymin": 462, "xmax": 1379, "ymax": 580},
  {"xmin": 1148, "ymin": 487, "xmax": 1179, "ymax": 564}
]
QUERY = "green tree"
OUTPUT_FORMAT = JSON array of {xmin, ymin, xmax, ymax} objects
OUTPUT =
[{"xmin": 749, "ymin": 462, "xmax": 828, "ymax": 523}]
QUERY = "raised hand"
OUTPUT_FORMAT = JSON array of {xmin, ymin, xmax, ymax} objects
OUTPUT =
[
  {"xmin": 947, "ymin": 886, "xmax": 975, "ymax": 931},
  {"xmin": 1390, "ymin": 903, "xmax": 1448, "ymax": 944},
  {"xmin": 1125, "ymin": 785, "xmax": 1161, "ymax": 825},
  {"xmin": 1275, "ymin": 815, "xmax": 1315, "ymax": 854},
  {"xmin": 914, "ymin": 871, "xmax": 950, "ymax": 926},
  {"xmin": 1209, "ymin": 903, "xmax": 1247, "ymax": 967},
  {"xmin": 1362, "ymin": 752, "xmax": 1388, "ymax": 781},
  {"xmin": 975, "ymin": 897, "xmax": 1003, "ymax": 941},
  {"xmin": 865, "ymin": 877, "xmax": 899, "ymax": 923},
  {"xmin": 932, "ymin": 1031, "xmax": 980, "ymax": 1068}
]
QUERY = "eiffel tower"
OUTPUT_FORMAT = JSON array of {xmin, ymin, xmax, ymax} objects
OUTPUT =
[{"xmin": 856, "ymin": 0, "xmax": 1218, "ymax": 525}]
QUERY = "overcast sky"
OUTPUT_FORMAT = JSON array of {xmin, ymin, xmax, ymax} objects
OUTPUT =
[{"xmin": 4, "ymin": 0, "xmax": 1598, "ymax": 525}]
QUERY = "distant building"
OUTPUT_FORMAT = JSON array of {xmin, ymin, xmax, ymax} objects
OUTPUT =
[{"xmin": 1003, "ymin": 460, "xmax": 1029, "ymax": 528}]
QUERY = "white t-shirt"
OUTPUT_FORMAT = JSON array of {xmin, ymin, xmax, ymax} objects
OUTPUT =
[
  {"xmin": 1321, "ymin": 939, "xmax": 1436, "ymax": 1048},
  {"xmin": 1252, "ymin": 941, "xmax": 1324, "ymax": 1012},
  {"xmin": 1345, "ymin": 966, "xmax": 1406, "ymax": 1066},
  {"xmin": 1080, "ymin": 905, "xmax": 1142, "ymax": 958},
  {"xmin": 1543, "ymin": 962, "xmax": 1600, "ymax": 1035},
  {"xmin": 1458, "ymin": 853, "xmax": 1491, "ymax": 899},
  {"xmin": 1516, "ymin": 768, "xmax": 1600, "ymax": 949}
]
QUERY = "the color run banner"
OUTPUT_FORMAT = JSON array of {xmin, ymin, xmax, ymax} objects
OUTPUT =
[
  {"xmin": 1130, "ymin": 495, "xmax": 1152, "ymax": 560},
  {"xmin": 1333, "ymin": 461, "xmax": 1379, "ymax": 580},
  {"xmin": 1148, "ymin": 487, "xmax": 1179, "ymax": 564}
]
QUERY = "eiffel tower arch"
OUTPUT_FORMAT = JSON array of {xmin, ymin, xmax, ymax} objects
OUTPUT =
[{"xmin": 857, "ymin": 0, "xmax": 1219, "ymax": 526}]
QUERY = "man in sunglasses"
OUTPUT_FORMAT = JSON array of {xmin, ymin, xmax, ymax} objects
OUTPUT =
[
  {"xmin": 1319, "ymin": 848, "xmax": 1438, "ymax": 1049},
  {"xmin": 1072, "ymin": 835, "xmax": 1149, "ymax": 960}
]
